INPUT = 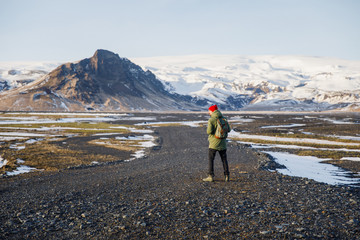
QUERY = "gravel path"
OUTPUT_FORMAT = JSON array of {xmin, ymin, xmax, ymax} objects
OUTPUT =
[{"xmin": 1, "ymin": 126, "xmax": 359, "ymax": 239}]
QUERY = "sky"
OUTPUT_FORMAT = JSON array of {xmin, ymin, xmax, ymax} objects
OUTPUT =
[{"xmin": 0, "ymin": 0, "xmax": 359, "ymax": 61}]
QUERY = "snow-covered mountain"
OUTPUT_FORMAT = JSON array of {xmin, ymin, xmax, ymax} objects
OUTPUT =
[
  {"xmin": 1, "ymin": 54, "xmax": 360, "ymax": 111},
  {"xmin": 0, "ymin": 62, "xmax": 61, "ymax": 90},
  {"xmin": 132, "ymin": 55, "xmax": 360, "ymax": 111}
]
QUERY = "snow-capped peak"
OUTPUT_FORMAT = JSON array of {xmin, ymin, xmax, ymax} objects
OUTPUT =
[{"xmin": 131, "ymin": 55, "xmax": 360, "ymax": 110}]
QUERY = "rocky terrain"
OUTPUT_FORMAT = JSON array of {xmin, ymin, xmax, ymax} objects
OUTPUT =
[{"xmin": 1, "ymin": 125, "xmax": 359, "ymax": 239}]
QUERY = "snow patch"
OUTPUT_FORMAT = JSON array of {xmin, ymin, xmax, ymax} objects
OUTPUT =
[
  {"xmin": 261, "ymin": 124, "xmax": 306, "ymax": 129},
  {"xmin": 6, "ymin": 165, "xmax": 38, "ymax": 176},
  {"xmin": 265, "ymin": 151, "xmax": 360, "ymax": 186},
  {"xmin": 0, "ymin": 157, "xmax": 8, "ymax": 168},
  {"xmin": 341, "ymin": 157, "xmax": 360, "ymax": 162}
]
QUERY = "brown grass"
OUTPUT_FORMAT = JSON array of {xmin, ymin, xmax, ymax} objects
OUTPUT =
[
  {"xmin": 88, "ymin": 138, "xmax": 142, "ymax": 152},
  {"xmin": 295, "ymin": 150, "xmax": 360, "ymax": 160},
  {"xmin": 1, "ymin": 140, "xmax": 119, "ymax": 173},
  {"xmin": 0, "ymin": 117, "xmax": 152, "ymax": 174}
]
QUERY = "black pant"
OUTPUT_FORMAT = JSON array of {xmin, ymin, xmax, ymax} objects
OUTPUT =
[{"xmin": 208, "ymin": 148, "xmax": 229, "ymax": 177}]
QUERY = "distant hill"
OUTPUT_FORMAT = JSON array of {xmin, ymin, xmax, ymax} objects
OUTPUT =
[{"xmin": 0, "ymin": 50, "xmax": 202, "ymax": 111}]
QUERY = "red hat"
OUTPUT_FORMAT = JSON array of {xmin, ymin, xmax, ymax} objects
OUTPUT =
[{"xmin": 208, "ymin": 105, "xmax": 218, "ymax": 112}]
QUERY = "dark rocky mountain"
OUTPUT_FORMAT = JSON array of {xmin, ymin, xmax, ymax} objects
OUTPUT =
[{"xmin": 0, "ymin": 50, "xmax": 203, "ymax": 111}]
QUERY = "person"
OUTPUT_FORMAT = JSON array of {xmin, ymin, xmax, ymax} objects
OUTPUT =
[{"xmin": 203, "ymin": 104, "xmax": 230, "ymax": 182}]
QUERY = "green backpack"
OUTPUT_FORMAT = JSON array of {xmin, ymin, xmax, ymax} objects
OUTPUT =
[{"xmin": 215, "ymin": 117, "xmax": 230, "ymax": 139}]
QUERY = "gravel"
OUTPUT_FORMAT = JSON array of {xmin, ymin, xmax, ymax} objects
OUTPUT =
[{"xmin": 0, "ymin": 126, "xmax": 359, "ymax": 239}]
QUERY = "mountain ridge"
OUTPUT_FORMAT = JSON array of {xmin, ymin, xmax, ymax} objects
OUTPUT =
[
  {"xmin": 132, "ymin": 54, "xmax": 360, "ymax": 111},
  {"xmin": 0, "ymin": 52, "xmax": 360, "ymax": 111},
  {"xmin": 0, "ymin": 50, "xmax": 202, "ymax": 111}
]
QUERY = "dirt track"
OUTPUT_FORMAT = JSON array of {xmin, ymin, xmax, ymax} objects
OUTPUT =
[{"xmin": 1, "ymin": 125, "xmax": 359, "ymax": 239}]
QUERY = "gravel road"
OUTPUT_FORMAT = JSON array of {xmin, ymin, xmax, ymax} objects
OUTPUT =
[{"xmin": 1, "ymin": 126, "xmax": 359, "ymax": 239}]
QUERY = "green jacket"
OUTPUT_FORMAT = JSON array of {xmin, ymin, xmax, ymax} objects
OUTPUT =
[{"xmin": 207, "ymin": 110, "xmax": 230, "ymax": 150}]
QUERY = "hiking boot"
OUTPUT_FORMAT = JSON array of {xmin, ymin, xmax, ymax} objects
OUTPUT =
[
  {"xmin": 225, "ymin": 175, "xmax": 230, "ymax": 182},
  {"xmin": 202, "ymin": 175, "xmax": 214, "ymax": 182}
]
